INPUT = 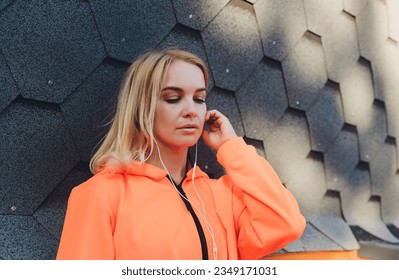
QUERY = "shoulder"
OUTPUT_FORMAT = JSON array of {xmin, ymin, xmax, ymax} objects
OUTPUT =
[
  {"xmin": 78, "ymin": 170, "xmax": 126, "ymax": 192},
  {"xmin": 70, "ymin": 170, "xmax": 128, "ymax": 209}
]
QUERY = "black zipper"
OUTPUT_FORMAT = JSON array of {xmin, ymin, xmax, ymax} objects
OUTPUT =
[{"xmin": 167, "ymin": 175, "xmax": 209, "ymax": 260}]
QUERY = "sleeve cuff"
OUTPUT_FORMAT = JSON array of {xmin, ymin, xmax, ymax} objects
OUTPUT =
[{"xmin": 216, "ymin": 137, "xmax": 250, "ymax": 164}]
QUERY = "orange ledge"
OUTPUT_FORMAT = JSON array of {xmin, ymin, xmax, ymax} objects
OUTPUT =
[{"xmin": 262, "ymin": 250, "xmax": 368, "ymax": 260}]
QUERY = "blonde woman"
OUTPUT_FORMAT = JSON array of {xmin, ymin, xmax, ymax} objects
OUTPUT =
[{"xmin": 56, "ymin": 49, "xmax": 305, "ymax": 260}]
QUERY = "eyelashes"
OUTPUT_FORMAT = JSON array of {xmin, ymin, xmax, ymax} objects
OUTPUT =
[
  {"xmin": 194, "ymin": 99, "xmax": 206, "ymax": 104},
  {"xmin": 165, "ymin": 99, "xmax": 179, "ymax": 104},
  {"xmin": 165, "ymin": 98, "xmax": 206, "ymax": 104}
]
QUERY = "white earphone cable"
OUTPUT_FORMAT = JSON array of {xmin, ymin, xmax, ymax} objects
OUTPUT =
[
  {"xmin": 192, "ymin": 143, "xmax": 218, "ymax": 260},
  {"xmin": 154, "ymin": 140, "xmax": 218, "ymax": 260}
]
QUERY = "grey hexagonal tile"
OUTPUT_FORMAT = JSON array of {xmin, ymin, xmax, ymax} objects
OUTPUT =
[
  {"xmin": 308, "ymin": 215, "xmax": 359, "ymax": 250},
  {"xmin": 0, "ymin": 215, "xmax": 59, "ymax": 259},
  {"xmin": 279, "ymin": 236, "xmax": 306, "ymax": 253},
  {"xmin": 356, "ymin": 0, "xmax": 389, "ymax": 61},
  {"xmin": 60, "ymin": 58, "xmax": 128, "ymax": 162},
  {"xmin": 369, "ymin": 139, "xmax": 397, "ymax": 197},
  {"xmin": 90, "ymin": 0, "xmax": 176, "ymax": 63},
  {"xmin": 340, "ymin": 59, "xmax": 375, "ymax": 126},
  {"xmin": 282, "ymin": 32, "xmax": 328, "ymax": 111},
  {"xmin": 206, "ymin": 87, "xmax": 244, "ymax": 137},
  {"xmin": 263, "ymin": 109, "xmax": 311, "ymax": 184},
  {"xmin": 306, "ymin": 81, "xmax": 345, "ymax": 153},
  {"xmin": 380, "ymin": 175, "xmax": 399, "ymax": 227},
  {"xmin": 388, "ymin": 225, "xmax": 399, "ymax": 239},
  {"xmin": 369, "ymin": 140, "xmax": 399, "ymax": 226},
  {"xmin": 386, "ymin": 0, "xmax": 399, "ymax": 41},
  {"xmin": 299, "ymin": 221, "xmax": 350, "ymax": 251},
  {"xmin": 352, "ymin": 224, "xmax": 396, "ymax": 244},
  {"xmin": 157, "ymin": 24, "xmax": 215, "ymax": 90},
  {"xmin": 322, "ymin": 12, "xmax": 360, "ymax": 83},
  {"xmin": 342, "ymin": 166, "xmax": 399, "ymax": 243},
  {"xmin": 0, "ymin": 0, "xmax": 105, "ymax": 103},
  {"xmin": 33, "ymin": 162, "xmax": 92, "ymax": 240},
  {"xmin": 357, "ymin": 101, "xmax": 387, "ymax": 162},
  {"xmin": 254, "ymin": 0, "xmax": 307, "ymax": 61},
  {"xmin": 372, "ymin": 41, "xmax": 399, "ymax": 103},
  {"xmin": 236, "ymin": 58, "xmax": 287, "ymax": 140},
  {"xmin": 396, "ymin": 142, "xmax": 399, "ymax": 174},
  {"xmin": 343, "ymin": 0, "xmax": 370, "ymax": 16},
  {"xmin": 285, "ymin": 152, "xmax": 331, "ymax": 215},
  {"xmin": 358, "ymin": 239, "xmax": 399, "ymax": 260},
  {"xmin": 0, "ymin": 99, "xmax": 79, "ymax": 215},
  {"xmin": 172, "ymin": 0, "xmax": 229, "ymax": 31},
  {"xmin": 0, "ymin": 0, "xmax": 12, "ymax": 11},
  {"xmin": 202, "ymin": 0, "xmax": 263, "ymax": 91},
  {"xmin": 304, "ymin": 0, "xmax": 344, "ymax": 36},
  {"xmin": 324, "ymin": 126, "xmax": 359, "ymax": 191},
  {"xmin": 371, "ymin": 42, "xmax": 399, "ymax": 139},
  {"xmin": 0, "ymin": 52, "xmax": 19, "ymax": 113}
]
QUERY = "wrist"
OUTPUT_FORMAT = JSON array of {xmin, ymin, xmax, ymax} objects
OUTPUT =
[{"xmin": 216, "ymin": 137, "xmax": 246, "ymax": 164}]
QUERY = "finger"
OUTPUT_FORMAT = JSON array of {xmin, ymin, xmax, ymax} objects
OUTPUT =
[
  {"xmin": 206, "ymin": 110, "xmax": 223, "ymax": 124},
  {"xmin": 205, "ymin": 110, "xmax": 212, "ymax": 122},
  {"xmin": 201, "ymin": 127, "xmax": 210, "ymax": 143}
]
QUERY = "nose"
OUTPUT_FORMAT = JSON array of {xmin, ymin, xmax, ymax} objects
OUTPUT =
[{"xmin": 182, "ymin": 99, "xmax": 197, "ymax": 118}]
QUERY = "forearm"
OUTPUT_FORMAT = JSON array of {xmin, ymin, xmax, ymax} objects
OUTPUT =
[{"xmin": 217, "ymin": 137, "xmax": 306, "ymax": 259}]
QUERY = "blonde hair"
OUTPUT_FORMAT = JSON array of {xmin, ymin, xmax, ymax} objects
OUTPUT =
[{"xmin": 89, "ymin": 49, "xmax": 209, "ymax": 174}]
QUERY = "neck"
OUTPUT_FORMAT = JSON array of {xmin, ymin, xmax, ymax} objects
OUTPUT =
[{"xmin": 147, "ymin": 144, "xmax": 188, "ymax": 184}]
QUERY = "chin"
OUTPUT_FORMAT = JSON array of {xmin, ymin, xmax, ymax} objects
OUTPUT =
[
  {"xmin": 181, "ymin": 140, "xmax": 199, "ymax": 148},
  {"xmin": 174, "ymin": 137, "xmax": 200, "ymax": 148}
]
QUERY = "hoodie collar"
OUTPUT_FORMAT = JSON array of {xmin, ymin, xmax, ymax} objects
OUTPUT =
[
  {"xmin": 185, "ymin": 166, "xmax": 209, "ymax": 181},
  {"xmin": 99, "ymin": 161, "xmax": 209, "ymax": 181}
]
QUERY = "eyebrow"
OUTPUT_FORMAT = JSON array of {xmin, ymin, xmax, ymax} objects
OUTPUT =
[{"xmin": 161, "ymin": 86, "xmax": 207, "ymax": 93}]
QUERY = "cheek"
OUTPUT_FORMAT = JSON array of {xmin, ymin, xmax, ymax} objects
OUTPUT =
[
  {"xmin": 198, "ymin": 107, "xmax": 207, "ymax": 125},
  {"xmin": 154, "ymin": 105, "xmax": 181, "ymax": 134},
  {"xmin": 153, "ymin": 106, "xmax": 169, "ymax": 133},
  {"xmin": 155, "ymin": 104, "xmax": 173, "ymax": 122}
]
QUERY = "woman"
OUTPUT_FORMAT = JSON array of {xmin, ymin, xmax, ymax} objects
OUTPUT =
[{"xmin": 56, "ymin": 49, "xmax": 305, "ymax": 260}]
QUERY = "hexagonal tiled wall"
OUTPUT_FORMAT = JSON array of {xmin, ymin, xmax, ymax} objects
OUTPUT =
[{"xmin": 1, "ymin": 0, "xmax": 399, "ymax": 259}]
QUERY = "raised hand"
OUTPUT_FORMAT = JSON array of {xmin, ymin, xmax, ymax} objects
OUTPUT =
[{"xmin": 201, "ymin": 110, "xmax": 237, "ymax": 151}]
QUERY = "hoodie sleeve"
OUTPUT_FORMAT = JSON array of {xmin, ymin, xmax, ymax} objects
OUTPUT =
[
  {"xmin": 216, "ymin": 137, "xmax": 306, "ymax": 259},
  {"xmin": 56, "ymin": 186, "xmax": 115, "ymax": 260}
]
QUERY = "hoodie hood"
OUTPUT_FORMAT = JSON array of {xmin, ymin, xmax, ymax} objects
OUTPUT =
[{"xmin": 99, "ymin": 160, "xmax": 209, "ymax": 182}]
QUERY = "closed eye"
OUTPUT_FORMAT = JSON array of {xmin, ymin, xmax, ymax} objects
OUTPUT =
[
  {"xmin": 194, "ymin": 98, "xmax": 206, "ymax": 104},
  {"xmin": 165, "ymin": 98, "xmax": 180, "ymax": 104}
]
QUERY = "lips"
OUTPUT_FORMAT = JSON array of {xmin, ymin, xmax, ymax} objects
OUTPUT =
[{"xmin": 177, "ymin": 124, "xmax": 198, "ymax": 129}]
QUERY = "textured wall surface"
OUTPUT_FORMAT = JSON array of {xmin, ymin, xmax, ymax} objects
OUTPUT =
[{"xmin": 1, "ymin": 0, "xmax": 399, "ymax": 260}]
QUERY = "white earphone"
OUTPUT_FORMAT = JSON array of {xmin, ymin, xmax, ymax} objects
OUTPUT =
[{"xmin": 154, "ymin": 140, "xmax": 218, "ymax": 260}]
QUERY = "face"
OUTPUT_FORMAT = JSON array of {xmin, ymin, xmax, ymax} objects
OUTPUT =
[{"xmin": 153, "ymin": 60, "xmax": 207, "ymax": 150}]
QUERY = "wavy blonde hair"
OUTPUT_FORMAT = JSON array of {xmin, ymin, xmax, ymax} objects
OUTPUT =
[{"xmin": 90, "ymin": 49, "xmax": 209, "ymax": 174}]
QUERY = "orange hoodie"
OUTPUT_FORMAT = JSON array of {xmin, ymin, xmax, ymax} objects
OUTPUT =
[{"xmin": 56, "ymin": 137, "xmax": 305, "ymax": 260}]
